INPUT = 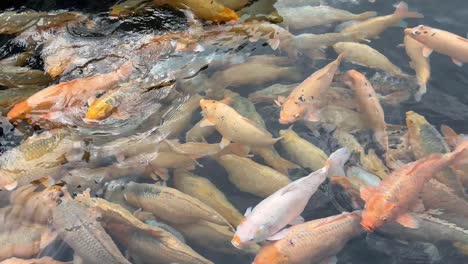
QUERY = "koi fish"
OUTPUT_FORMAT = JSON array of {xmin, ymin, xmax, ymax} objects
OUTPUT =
[
  {"xmin": 360, "ymin": 144, "xmax": 467, "ymax": 232},
  {"xmin": 199, "ymin": 99, "xmax": 281, "ymax": 148},
  {"xmin": 341, "ymin": 2, "xmax": 423, "ymax": 39},
  {"xmin": 342, "ymin": 70, "xmax": 389, "ymax": 157},
  {"xmin": 405, "ymin": 25, "xmax": 468, "ymax": 67},
  {"xmin": 231, "ymin": 148, "xmax": 350, "ymax": 248},
  {"xmin": 402, "ymin": 35, "xmax": 431, "ymax": 101},
  {"xmin": 277, "ymin": 53, "xmax": 344, "ymax": 124},
  {"xmin": 252, "ymin": 211, "xmax": 364, "ymax": 264}
]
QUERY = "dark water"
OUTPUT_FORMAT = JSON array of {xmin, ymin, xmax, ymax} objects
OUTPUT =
[{"xmin": 0, "ymin": 0, "xmax": 467, "ymax": 264}]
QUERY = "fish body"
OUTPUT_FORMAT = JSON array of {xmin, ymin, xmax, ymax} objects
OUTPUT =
[
  {"xmin": 278, "ymin": 54, "xmax": 343, "ymax": 124},
  {"xmin": 343, "ymin": 70, "xmax": 388, "ymax": 155},
  {"xmin": 340, "ymin": 2, "xmax": 423, "ymax": 39},
  {"xmin": 360, "ymin": 151, "xmax": 462, "ymax": 232},
  {"xmin": 248, "ymin": 83, "xmax": 297, "ymax": 104},
  {"xmin": 216, "ymin": 154, "xmax": 291, "ymax": 198},
  {"xmin": 294, "ymin": 31, "xmax": 367, "ymax": 59},
  {"xmin": 232, "ymin": 148, "xmax": 350, "ymax": 248},
  {"xmin": 122, "ymin": 182, "xmax": 228, "ymax": 225},
  {"xmin": 252, "ymin": 211, "xmax": 364, "ymax": 264},
  {"xmin": 279, "ymin": 128, "xmax": 328, "ymax": 171},
  {"xmin": 0, "ymin": 66, "xmax": 52, "ymax": 88},
  {"xmin": 251, "ymin": 146, "xmax": 299, "ymax": 175},
  {"xmin": 310, "ymin": 105, "xmax": 367, "ymax": 132},
  {"xmin": 0, "ymin": 257, "xmax": 65, "ymax": 264},
  {"xmin": 0, "ymin": 224, "xmax": 56, "ymax": 261},
  {"xmin": 53, "ymin": 198, "xmax": 131, "ymax": 264},
  {"xmin": 173, "ymin": 170, "xmax": 243, "ymax": 226},
  {"xmin": 0, "ymin": 87, "xmax": 42, "ymax": 113},
  {"xmin": 405, "ymin": 25, "xmax": 468, "ymax": 66},
  {"xmin": 200, "ymin": 99, "xmax": 280, "ymax": 147},
  {"xmin": 7, "ymin": 62, "xmax": 133, "ymax": 121},
  {"xmin": 278, "ymin": 6, "xmax": 376, "ymax": 30},
  {"xmin": 403, "ymin": 35, "xmax": 431, "ymax": 101},
  {"xmin": 406, "ymin": 111, "xmax": 465, "ymax": 196},
  {"xmin": 160, "ymin": 94, "xmax": 202, "ymax": 139},
  {"xmin": 334, "ymin": 42, "xmax": 408, "ymax": 78},
  {"xmin": 0, "ymin": 11, "xmax": 82, "ymax": 34},
  {"xmin": 164, "ymin": 140, "xmax": 222, "ymax": 159},
  {"xmin": 153, "ymin": 0, "xmax": 238, "ymax": 22}
]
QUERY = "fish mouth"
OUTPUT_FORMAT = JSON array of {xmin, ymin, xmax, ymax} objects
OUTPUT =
[
  {"xmin": 360, "ymin": 222, "xmax": 375, "ymax": 232},
  {"xmin": 278, "ymin": 118, "xmax": 291, "ymax": 125}
]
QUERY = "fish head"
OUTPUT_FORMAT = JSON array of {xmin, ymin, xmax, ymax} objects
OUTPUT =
[
  {"xmin": 85, "ymin": 99, "xmax": 114, "ymax": 121},
  {"xmin": 405, "ymin": 111, "xmax": 426, "ymax": 131},
  {"xmin": 279, "ymin": 100, "xmax": 304, "ymax": 124},
  {"xmin": 232, "ymin": 219, "xmax": 269, "ymax": 248},
  {"xmin": 404, "ymin": 25, "xmax": 433, "ymax": 43},
  {"xmin": 342, "ymin": 69, "xmax": 367, "ymax": 89},
  {"xmin": 361, "ymin": 196, "xmax": 395, "ymax": 232},
  {"xmin": 199, "ymin": 99, "xmax": 219, "ymax": 118},
  {"xmin": 7, "ymin": 101, "xmax": 32, "ymax": 120},
  {"xmin": 252, "ymin": 243, "xmax": 288, "ymax": 264}
]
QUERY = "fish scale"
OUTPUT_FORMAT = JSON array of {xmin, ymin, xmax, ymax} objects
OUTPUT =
[{"xmin": 53, "ymin": 199, "xmax": 131, "ymax": 264}]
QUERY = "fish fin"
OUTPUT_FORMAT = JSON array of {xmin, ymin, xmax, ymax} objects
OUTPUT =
[
  {"xmin": 422, "ymin": 46, "xmax": 433, "ymax": 58},
  {"xmin": 4, "ymin": 181, "xmax": 18, "ymax": 191},
  {"xmin": 399, "ymin": 20, "xmax": 408, "ymax": 28},
  {"xmin": 220, "ymin": 97, "xmax": 233, "ymax": 105},
  {"xmin": 397, "ymin": 43, "xmax": 405, "ymax": 48},
  {"xmin": 268, "ymin": 37, "xmax": 280, "ymax": 50},
  {"xmin": 440, "ymin": 124, "xmax": 461, "ymax": 148},
  {"xmin": 410, "ymin": 198, "xmax": 425, "ymax": 213},
  {"xmin": 395, "ymin": 212, "xmax": 419, "ymax": 228},
  {"xmin": 199, "ymin": 118, "xmax": 215, "ymax": 127},
  {"xmin": 360, "ymin": 186, "xmax": 376, "ymax": 202},
  {"xmin": 220, "ymin": 137, "xmax": 231, "ymax": 149},
  {"xmin": 325, "ymin": 148, "xmax": 351, "ymax": 177},
  {"xmin": 151, "ymin": 168, "xmax": 169, "ymax": 181},
  {"xmin": 394, "ymin": 2, "xmax": 424, "ymax": 19},
  {"xmin": 267, "ymin": 228, "xmax": 290, "ymax": 241},
  {"xmin": 289, "ymin": 215, "xmax": 304, "ymax": 225},
  {"xmin": 319, "ymin": 256, "xmax": 338, "ymax": 264},
  {"xmin": 451, "ymin": 58, "xmax": 463, "ymax": 67},
  {"xmin": 275, "ymin": 96, "xmax": 286, "ymax": 106},
  {"xmin": 244, "ymin": 206, "xmax": 253, "ymax": 217},
  {"xmin": 305, "ymin": 111, "xmax": 320, "ymax": 122},
  {"xmin": 40, "ymin": 231, "xmax": 57, "ymax": 249}
]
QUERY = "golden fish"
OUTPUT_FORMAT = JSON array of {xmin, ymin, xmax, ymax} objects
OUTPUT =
[
  {"xmin": 0, "ymin": 66, "xmax": 52, "ymax": 89},
  {"xmin": 340, "ymin": 2, "xmax": 423, "ymax": 39},
  {"xmin": 248, "ymin": 83, "xmax": 297, "ymax": 104},
  {"xmin": 277, "ymin": 54, "xmax": 344, "ymax": 124},
  {"xmin": 333, "ymin": 42, "xmax": 409, "ymax": 78},
  {"xmin": 402, "ymin": 35, "xmax": 431, "ymax": 101},
  {"xmin": 160, "ymin": 94, "xmax": 203, "ymax": 139},
  {"xmin": 343, "ymin": 70, "xmax": 389, "ymax": 157},
  {"xmin": 251, "ymin": 147, "xmax": 300, "ymax": 175},
  {"xmin": 163, "ymin": 140, "xmax": 222, "ymax": 159},
  {"xmin": 122, "ymin": 182, "xmax": 229, "ymax": 225},
  {"xmin": 173, "ymin": 169, "xmax": 243, "ymax": 226},
  {"xmin": 278, "ymin": 6, "xmax": 376, "ymax": 30},
  {"xmin": 279, "ymin": 128, "xmax": 328, "ymax": 171},
  {"xmin": 200, "ymin": 99, "xmax": 281, "ymax": 148},
  {"xmin": 0, "ymin": 257, "xmax": 65, "ymax": 264},
  {"xmin": 0, "ymin": 11, "xmax": 83, "ymax": 35},
  {"xmin": 216, "ymin": 154, "xmax": 291, "ymax": 197},
  {"xmin": 153, "ymin": 0, "xmax": 238, "ymax": 22}
]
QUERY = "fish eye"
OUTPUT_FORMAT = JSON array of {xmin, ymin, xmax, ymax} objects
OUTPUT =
[{"xmin": 414, "ymin": 30, "xmax": 421, "ymax": 35}]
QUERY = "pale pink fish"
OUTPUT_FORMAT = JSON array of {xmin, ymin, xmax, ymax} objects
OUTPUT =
[{"xmin": 231, "ymin": 148, "xmax": 350, "ymax": 248}]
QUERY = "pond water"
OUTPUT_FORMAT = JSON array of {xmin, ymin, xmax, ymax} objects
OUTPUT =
[{"xmin": 0, "ymin": 0, "xmax": 467, "ymax": 264}]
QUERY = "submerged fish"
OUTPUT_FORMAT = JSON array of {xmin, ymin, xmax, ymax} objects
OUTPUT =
[
  {"xmin": 402, "ymin": 35, "xmax": 431, "ymax": 101},
  {"xmin": 216, "ymin": 154, "xmax": 291, "ymax": 198},
  {"xmin": 278, "ymin": 6, "xmax": 376, "ymax": 30},
  {"xmin": 252, "ymin": 211, "xmax": 364, "ymax": 264},
  {"xmin": 53, "ymin": 197, "xmax": 131, "ymax": 264},
  {"xmin": 200, "ymin": 99, "xmax": 281, "ymax": 148},
  {"xmin": 122, "ymin": 182, "xmax": 228, "ymax": 225},
  {"xmin": 277, "ymin": 54, "xmax": 344, "ymax": 124},
  {"xmin": 0, "ymin": 257, "xmax": 66, "ymax": 264},
  {"xmin": 173, "ymin": 169, "xmax": 244, "ymax": 226},
  {"xmin": 0, "ymin": 11, "xmax": 83, "ymax": 35},
  {"xmin": 343, "ymin": 70, "xmax": 389, "ymax": 157},
  {"xmin": 0, "ymin": 66, "xmax": 52, "ymax": 89},
  {"xmin": 405, "ymin": 25, "xmax": 468, "ymax": 67},
  {"xmin": 333, "ymin": 42, "xmax": 409, "ymax": 78},
  {"xmin": 153, "ymin": 0, "xmax": 238, "ymax": 22},
  {"xmin": 340, "ymin": 2, "xmax": 423, "ymax": 39},
  {"xmin": 232, "ymin": 148, "xmax": 350, "ymax": 248},
  {"xmin": 360, "ymin": 144, "xmax": 466, "ymax": 232}
]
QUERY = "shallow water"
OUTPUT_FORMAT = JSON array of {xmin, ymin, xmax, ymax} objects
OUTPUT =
[{"xmin": 0, "ymin": 0, "xmax": 467, "ymax": 263}]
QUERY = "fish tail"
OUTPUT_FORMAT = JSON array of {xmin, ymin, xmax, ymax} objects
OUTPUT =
[
  {"xmin": 325, "ymin": 148, "xmax": 351, "ymax": 177},
  {"xmin": 415, "ymin": 83, "xmax": 427, "ymax": 102},
  {"xmin": 394, "ymin": 2, "xmax": 424, "ymax": 19},
  {"xmin": 357, "ymin": 11, "xmax": 377, "ymax": 20}
]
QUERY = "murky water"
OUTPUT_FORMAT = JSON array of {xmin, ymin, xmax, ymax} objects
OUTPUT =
[{"xmin": 0, "ymin": 0, "xmax": 467, "ymax": 263}]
